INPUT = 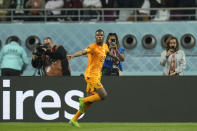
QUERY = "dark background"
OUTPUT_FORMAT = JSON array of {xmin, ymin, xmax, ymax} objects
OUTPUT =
[{"xmin": 0, "ymin": 76, "xmax": 197, "ymax": 122}]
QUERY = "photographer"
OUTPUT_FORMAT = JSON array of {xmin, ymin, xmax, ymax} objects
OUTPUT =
[
  {"xmin": 0, "ymin": 36, "xmax": 29, "ymax": 76},
  {"xmin": 160, "ymin": 36, "xmax": 186, "ymax": 76},
  {"xmin": 32, "ymin": 37, "xmax": 71, "ymax": 76},
  {"xmin": 102, "ymin": 33, "xmax": 125, "ymax": 76}
]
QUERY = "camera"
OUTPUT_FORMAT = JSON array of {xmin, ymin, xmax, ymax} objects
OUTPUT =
[
  {"xmin": 111, "ymin": 39, "xmax": 116, "ymax": 43},
  {"xmin": 111, "ymin": 39, "xmax": 116, "ymax": 48},
  {"xmin": 32, "ymin": 43, "xmax": 49, "ymax": 71},
  {"xmin": 33, "ymin": 43, "xmax": 48, "ymax": 56}
]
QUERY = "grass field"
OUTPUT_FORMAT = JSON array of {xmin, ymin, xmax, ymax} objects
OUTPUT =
[{"xmin": 1, "ymin": 123, "xmax": 197, "ymax": 131}]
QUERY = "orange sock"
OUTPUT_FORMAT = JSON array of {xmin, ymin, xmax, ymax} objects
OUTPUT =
[
  {"xmin": 72, "ymin": 103, "xmax": 91, "ymax": 121},
  {"xmin": 82, "ymin": 93, "xmax": 101, "ymax": 103},
  {"xmin": 72, "ymin": 110, "xmax": 82, "ymax": 121}
]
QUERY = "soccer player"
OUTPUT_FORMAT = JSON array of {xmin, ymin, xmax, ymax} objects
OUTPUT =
[{"xmin": 67, "ymin": 29, "xmax": 119, "ymax": 127}]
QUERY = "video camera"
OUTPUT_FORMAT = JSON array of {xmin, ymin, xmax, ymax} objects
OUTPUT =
[
  {"xmin": 33, "ymin": 43, "xmax": 48, "ymax": 56},
  {"xmin": 32, "ymin": 43, "xmax": 49, "ymax": 72}
]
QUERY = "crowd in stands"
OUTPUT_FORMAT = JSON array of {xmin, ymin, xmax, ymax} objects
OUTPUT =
[{"xmin": 0, "ymin": 0, "xmax": 197, "ymax": 22}]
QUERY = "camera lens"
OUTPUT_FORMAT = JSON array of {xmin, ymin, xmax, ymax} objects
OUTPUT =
[{"xmin": 111, "ymin": 39, "xmax": 115, "ymax": 42}]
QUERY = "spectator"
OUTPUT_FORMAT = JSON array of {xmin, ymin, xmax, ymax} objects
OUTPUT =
[
  {"xmin": 10, "ymin": 0, "xmax": 27, "ymax": 21},
  {"xmin": 15, "ymin": 0, "xmax": 25, "ymax": 14},
  {"xmin": 0, "ymin": 0, "xmax": 11, "ymax": 22},
  {"xmin": 45, "ymin": 0, "xmax": 64, "ymax": 15},
  {"xmin": 101, "ymin": 0, "xmax": 115, "ymax": 8},
  {"xmin": 138, "ymin": 0, "xmax": 151, "ymax": 21},
  {"xmin": 102, "ymin": 33, "xmax": 125, "ymax": 76},
  {"xmin": 82, "ymin": 0, "xmax": 102, "ymax": 21},
  {"xmin": 64, "ymin": 0, "xmax": 82, "ymax": 21},
  {"xmin": 25, "ymin": 0, "xmax": 45, "ymax": 21},
  {"xmin": 160, "ymin": 36, "xmax": 186, "ymax": 76},
  {"xmin": 116, "ymin": 0, "xmax": 144, "ymax": 21},
  {"xmin": 83, "ymin": 0, "xmax": 102, "ymax": 8},
  {"xmin": 0, "ymin": 37, "xmax": 29, "ymax": 76},
  {"xmin": 101, "ymin": 0, "xmax": 118, "ymax": 21},
  {"xmin": 152, "ymin": 0, "xmax": 170, "ymax": 21}
]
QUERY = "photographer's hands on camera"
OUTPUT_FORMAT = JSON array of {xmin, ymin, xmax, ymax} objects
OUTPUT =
[
  {"xmin": 166, "ymin": 49, "xmax": 174, "ymax": 59},
  {"xmin": 109, "ymin": 40, "xmax": 120, "ymax": 65},
  {"xmin": 166, "ymin": 48, "xmax": 177, "ymax": 76}
]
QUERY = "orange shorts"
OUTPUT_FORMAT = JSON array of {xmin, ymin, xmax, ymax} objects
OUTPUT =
[{"xmin": 85, "ymin": 77, "xmax": 103, "ymax": 94}]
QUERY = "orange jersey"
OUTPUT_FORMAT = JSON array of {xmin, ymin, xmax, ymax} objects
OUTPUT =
[{"xmin": 84, "ymin": 43, "xmax": 109, "ymax": 79}]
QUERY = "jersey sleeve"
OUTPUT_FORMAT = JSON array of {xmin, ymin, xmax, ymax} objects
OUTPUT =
[{"xmin": 84, "ymin": 44, "xmax": 94, "ymax": 54}]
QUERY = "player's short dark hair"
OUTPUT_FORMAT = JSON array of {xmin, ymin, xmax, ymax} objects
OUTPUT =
[{"xmin": 95, "ymin": 29, "xmax": 104, "ymax": 34}]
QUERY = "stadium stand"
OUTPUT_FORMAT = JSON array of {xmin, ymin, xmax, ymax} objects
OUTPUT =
[
  {"xmin": 0, "ymin": 0, "xmax": 197, "ymax": 22},
  {"xmin": 0, "ymin": 0, "xmax": 197, "ymax": 76}
]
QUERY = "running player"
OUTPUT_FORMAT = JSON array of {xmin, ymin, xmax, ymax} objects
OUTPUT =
[{"xmin": 67, "ymin": 29, "xmax": 119, "ymax": 127}]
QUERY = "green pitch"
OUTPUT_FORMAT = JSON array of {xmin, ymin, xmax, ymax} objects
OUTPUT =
[{"xmin": 1, "ymin": 122, "xmax": 197, "ymax": 131}]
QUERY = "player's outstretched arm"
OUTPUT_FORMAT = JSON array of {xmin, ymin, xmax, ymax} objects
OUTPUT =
[{"xmin": 67, "ymin": 50, "xmax": 87, "ymax": 60}]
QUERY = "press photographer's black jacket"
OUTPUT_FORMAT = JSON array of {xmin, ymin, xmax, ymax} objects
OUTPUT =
[{"xmin": 32, "ymin": 45, "xmax": 71, "ymax": 76}]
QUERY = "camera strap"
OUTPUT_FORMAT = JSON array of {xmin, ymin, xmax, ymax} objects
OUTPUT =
[
  {"xmin": 111, "ymin": 49, "xmax": 117, "ymax": 56},
  {"xmin": 169, "ymin": 53, "xmax": 175, "ymax": 75}
]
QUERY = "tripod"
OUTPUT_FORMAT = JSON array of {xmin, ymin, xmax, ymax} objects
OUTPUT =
[
  {"xmin": 32, "ymin": 57, "xmax": 45, "ymax": 76},
  {"xmin": 33, "ymin": 67, "xmax": 45, "ymax": 76}
]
